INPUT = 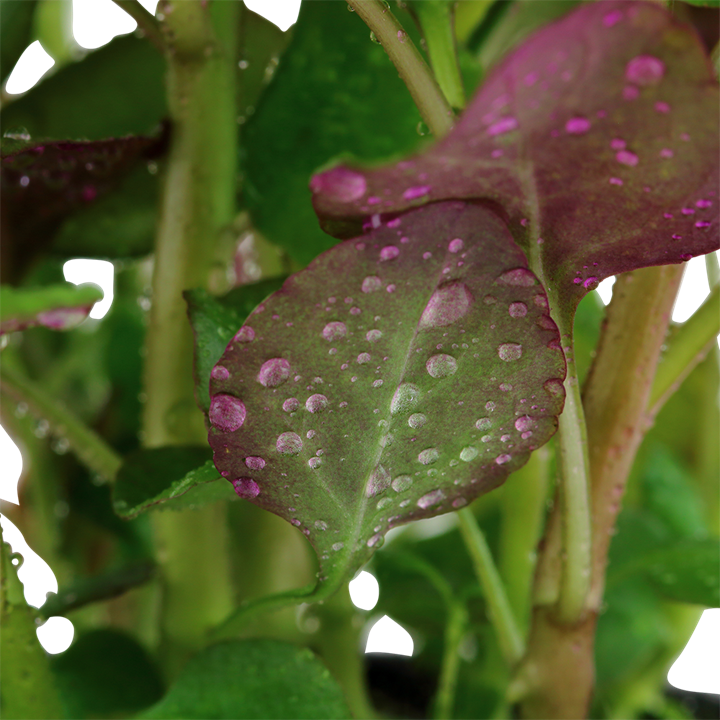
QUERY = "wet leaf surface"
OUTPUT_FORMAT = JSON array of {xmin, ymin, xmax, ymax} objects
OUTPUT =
[
  {"xmin": 312, "ymin": 1, "xmax": 719, "ymax": 312},
  {"xmin": 207, "ymin": 202, "xmax": 565, "ymax": 592}
]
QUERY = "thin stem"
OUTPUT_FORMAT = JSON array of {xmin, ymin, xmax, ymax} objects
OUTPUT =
[
  {"xmin": 0, "ymin": 363, "xmax": 122, "ymax": 481},
  {"xmin": 111, "ymin": 0, "xmax": 165, "ymax": 53},
  {"xmin": 433, "ymin": 601, "xmax": 469, "ymax": 720},
  {"xmin": 347, "ymin": 0, "xmax": 454, "ymax": 138},
  {"xmin": 706, "ymin": 251, "xmax": 720, "ymax": 288},
  {"xmin": 457, "ymin": 508, "xmax": 524, "ymax": 665}
]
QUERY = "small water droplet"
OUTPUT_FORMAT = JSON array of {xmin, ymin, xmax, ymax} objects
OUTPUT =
[
  {"xmin": 497, "ymin": 268, "xmax": 535, "ymax": 287},
  {"xmin": 403, "ymin": 185, "xmax": 431, "ymax": 200},
  {"xmin": 332, "ymin": 542, "xmax": 345, "ymax": 552},
  {"xmin": 306, "ymin": 394, "xmax": 329, "ymax": 413},
  {"xmin": 390, "ymin": 383, "xmax": 421, "ymax": 414},
  {"xmin": 514, "ymin": 416, "xmax": 534, "ymax": 432},
  {"xmin": 609, "ymin": 177, "xmax": 623, "ymax": 186},
  {"xmin": 373, "ymin": 379, "xmax": 384, "ymax": 388},
  {"xmin": 234, "ymin": 326, "xmax": 255, "ymax": 342},
  {"xmin": 258, "ymin": 358, "xmax": 291, "ymax": 387},
  {"xmin": 380, "ymin": 245, "xmax": 399, "ymax": 261},
  {"xmin": 283, "ymin": 398, "xmax": 299, "ymax": 413},
  {"xmin": 486, "ymin": 401, "xmax": 496, "ymax": 411},
  {"xmin": 245, "ymin": 456, "xmax": 266, "ymax": 470},
  {"xmin": 322, "ymin": 321, "xmax": 347, "ymax": 341},
  {"xmin": 366, "ymin": 329, "xmax": 383, "ymax": 342},
  {"xmin": 211, "ymin": 365, "xmax": 230, "ymax": 380},
  {"xmin": 310, "ymin": 167, "xmax": 366, "ymax": 202},
  {"xmin": 498, "ymin": 343, "xmax": 522, "ymax": 362},
  {"xmin": 616, "ymin": 150, "xmax": 638, "ymax": 167},
  {"xmin": 565, "ymin": 117, "xmax": 591, "ymax": 135},
  {"xmin": 419, "ymin": 281, "xmax": 473, "ymax": 329},
  {"xmin": 366, "ymin": 465, "xmax": 391, "ymax": 497},
  {"xmin": 448, "ymin": 238, "xmax": 464, "ymax": 253},
  {"xmin": 418, "ymin": 448, "xmax": 439, "ymax": 465},
  {"xmin": 367, "ymin": 533, "xmax": 384, "ymax": 548},
  {"xmin": 475, "ymin": 418, "xmax": 491, "ymax": 430},
  {"xmin": 391, "ymin": 475, "xmax": 413, "ymax": 493},
  {"xmin": 232, "ymin": 478, "xmax": 260, "ymax": 499},
  {"xmin": 460, "ymin": 446, "xmax": 479, "ymax": 462},
  {"xmin": 426, "ymin": 353, "xmax": 458, "ymax": 378},
  {"xmin": 496, "ymin": 454, "xmax": 511, "ymax": 465},
  {"xmin": 417, "ymin": 489, "xmax": 445, "ymax": 509},
  {"xmin": 544, "ymin": 379, "xmax": 565, "ymax": 397},
  {"xmin": 487, "ymin": 116, "xmax": 518, "ymax": 136},
  {"xmin": 209, "ymin": 394, "xmax": 246, "ymax": 432},
  {"xmin": 625, "ymin": 55, "xmax": 665, "ymax": 86},
  {"xmin": 277, "ymin": 432, "xmax": 303, "ymax": 455},
  {"xmin": 408, "ymin": 413, "xmax": 427, "ymax": 429},
  {"xmin": 508, "ymin": 302, "xmax": 528, "ymax": 318}
]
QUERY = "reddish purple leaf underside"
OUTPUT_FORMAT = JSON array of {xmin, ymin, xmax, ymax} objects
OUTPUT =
[
  {"xmin": 312, "ymin": 1, "xmax": 719, "ymax": 311},
  {"xmin": 208, "ymin": 202, "xmax": 565, "ymax": 588}
]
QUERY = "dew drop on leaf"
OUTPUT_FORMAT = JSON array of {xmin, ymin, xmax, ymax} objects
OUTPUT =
[
  {"xmin": 408, "ymin": 413, "xmax": 427, "ymax": 429},
  {"xmin": 322, "ymin": 321, "xmax": 347, "ymax": 341},
  {"xmin": 380, "ymin": 245, "xmax": 399, "ymax": 261},
  {"xmin": 390, "ymin": 383, "xmax": 421, "ymax": 415},
  {"xmin": 475, "ymin": 417, "xmax": 492, "ymax": 430},
  {"xmin": 232, "ymin": 478, "xmax": 260, "ymax": 499},
  {"xmin": 417, "ymin": 488, "xmax": 445, "ymax": 508},
  {"xmin": 245, "ymin": 456, "xmax": 266, "ymax": 470},
  {"xmin": 508, "ymin": 302, "xmax": 528, "ymax": 318},
  {"xmin": 366, "ymin": 329, "xmax": 383, "ymax": 342},
  {"xmin": 258, "ymin": 358, "xmax": 291, "ymax": 387},
  {"xmin": 448, "ymin": 238, "xmax": 464, "ymax": 253},
  {"xmin": 392, "ymin": 475, "xmax": 414, "ymax": 492},
  {"xmin": 426, "ymin": 353, "xmax": 458, "ymax": 378},
  {"xmin": 362, "ymin": 276, "xmax": 382, "ymax": 293},
  {"xmin": 306, "ymin": 394, "xmax": 329, "ymax": 413},
  {"xmin": 209, "ymin": 394, "xmax": 246, "ymax": 432},
  {"xmin": 282, "ymin": 397, "xmax": 300, "ymax": 412},
  {"xmin": 277, "ymin": 432, "xmax": 303, "ymax": 455},
  {"xmin": 366, "ymin": 465, "xmax": 391, "ymax": 496},
  {"xmin": 234, "ymin": 326, "xmax": 255, "ymax": 343},
  {"xmin": 211, "ymin": 366, "xmax": 230, "ymax": 380},
  {"xmin": 498, "ymin": 343, "xmax": 523, "ymax": 362},
  {"xmin": 565, "ymin": 117, "xmax": 591, "ymax": 134},
  {"xmin": 419, "ymin": 281, "xmax": 473, "ymax": 329},
  {"xmin": 495, "ymin": 454, "xmax": 512, "ymax": 465},
  {"xmin": 496, "ymin": 268, "xmax": 536, "ymax": 287},
  {"xmin": 418, "ymin": 448, "xmax": 439, "ymax": 465},
  {"xmin": 460, "ymin": 446, "xmax": 479, "ymax": 462},
  {"xmin": 625, "ymin": 55, "xmax": 665, "ymax": 86}
]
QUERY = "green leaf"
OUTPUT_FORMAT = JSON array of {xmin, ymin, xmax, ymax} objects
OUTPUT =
[
  {"xmin": 207, "ymin": 202, "xmax": 565, "ymax": 597},
  {"xmin": 51, "ymin": 629, "xmax": 165, "ymax": 719},
  {"xmin": 185, "ymin": 279, "xmax": 286, "ymax": 414},
  {"xmin": 0, "ymin": 0, "xmax": 39, "ymax": 84},
  {"xmin": 1, "ymin": 35, "xmax": 166, "ymax": 141},
  {"xmin": 112, "ymin": 447, "xmax": 231, "ymax": 519},
  {"xmin": 681, "ymin": 0, "xmax": 720, "ymax": 6},
  {"xmin": 242, "ymin": 0, "xmax": 425, "ymax": 265},
  {"xmin": 141, "ymin": 639, "xmax": 350, "ymax": 719},
  {"xmin": 0, "ymin": 283, "xmax": 102, "ymax": 335}
]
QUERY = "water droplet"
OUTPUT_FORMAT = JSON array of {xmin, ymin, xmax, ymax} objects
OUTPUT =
[
  {"xmin": 367, "ymin": 465, "xmax": 391, "ymax": 497},
  {"xmin": 391, "ymin": 475, "xmax": 414, "ymax": 493},
  {"xmin": 308, "ymin": 456, "xmax": 322, "ymax": 471},
  {"xmin": 332, "ymin": 542, "xmax": 345, "ymax": 552},
  {"xmin": 616, "ymin": 150, "xmax": 638, "ymax": 167},
  {"xmin": 498, "ymin": 343, "xmax": 522, "ymax": 362},
  {"xmin": 426, "ymin": 353, "xmax": 458, "ymax": 378},
  {"xmin": 417, "ymin": 489, "xmax": 445, "ymax": 509},
  {"xmin": 362, "ymin": 276, "xmax": 382, "ymax": 293},
  {"xmin": 418, "ymin": 448, "xmax": 439, "ymax": 465},
  {"xmin": 544, "ymin": 379, "xmax": 565, "ymax": 397},
  {"xmin": 245, "ymin": 456, "xmax": 266, "ymax": 470},
  {"xmin": 610, "ymin": 138, "xmax": 626, "ymax": 151},
  {"xmin": 603, "ymin": 9, "xmax": 623, "ymax": 26},
  {"xmin": 366, "ymin": 329, "xmax": 383, "ymax": 342},
  {"xmin": 369, "ymin": 30, "xmax": 380, "ymax": 44},
  {"xmin": 211, "ymin": 365, "xmax": 230, "ymax": 380},
  {"xmin": 310, "ymin": 167, "xmax": 367, "ymax": 202},
  {"xmin": 373, "ymin": 379, "xmax": 384, "ymax": 388},
  {"xmin": 565, "ymin": 117, "xmax": 591, "ymax": 134},
  {"xmin": 514, "ymin": 416, "xmax": 534, "ymax": 432},
  {"xmin": 408, "ymin": 413, "xmax": 427, "ymax": 429},
  {"xmin": 696, "ymin": 199, "xmax": 712, "ymax": 209},
  {"xmin": 277, "ymin": 432, "xmax": 303, "ymax": 455},
  {"xmin": 508, "ymin": 302, "xmax": 527, "ymax": 318},
  {"xmin": 367, "ymin": 533, "xmax": 384, "ymax": 548},
  {"xmin": 419, "ymin": 281, "xmax": 473, "ymax": 329},
  {"xmin": 232, "ymin": 478, "xmax": 260, "ymax": 499},
  {"xmin": 403, "ymin": 185, "xmax": 431, "ymax": 200},
  {"xmin": 380, "ymin": 245, "xmax": 399, "ymax": 261},
  {"xmin": 496, "ymin": 454, "xmax": 511, "ymax": 465},
  {"xmin": 460, "ymin": 446, "xmax": 479, "ymax": 462},
  {"xmin": 234, "ymin": 326, "xmax": 255, "ymax": 342},
  {"xmin": 625, "ymin": 55, "xmax": 665, "ymax": 86},
  {"xmin": 448, "ymin": 238, "xmax": 464, "ymax": 253},
  {"xmin": 487, "ymin": 117, "xmax": 518, "ymax": 136},
  {"xmin": 417, "ymin": 121, "xmax": 429, "ymax": 136},
  {"xmin": 583, "ymin": 277, "xmax": 598, "ymax": 289},
  {"xmin": 481, "ymin": 435, "xmax": 492, "ymax": 443},
  {"xmin": 282, "ymin": 398, "xmax": 299, "ymax": 413},
  {"xmin": 475, "ymin": 418, "xmax": 492, "ymax": 430},
  {"xmin": 609, "ymin": 177, "xmax": 623, "ymax": 186},
  {"xmin": 258, "ymin": 358, "xmax": 291, "ymax": 387},
  {"xmin": 209, "ymin": 394, "xmax": 246, "ymax": 432},
  {"xmin": 322, "ymin": 321, "xmax": 347, "ymax": 341},
  {"xmin": 390, "ymin": 383, "xmax": 421, "ymax": 414},
  {"xmin": 497, "ymin": 268, "xmax": 535, "ymax": 287},
  {"xmin": 306, "ymin": 394, "xmax": 329, "ymax": 413}
]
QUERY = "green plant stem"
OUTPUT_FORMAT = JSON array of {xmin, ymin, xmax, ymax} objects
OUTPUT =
[
  {"xmin": 1, "ymin": 529, "xmax": 63, "ymax": 720},
  {"xmin": 143, "ymin": 0, "xmax": 238, "ymax": 670},
  {"xmin": 433, "ymin": 600, "xmax": 469, "ymax": 720},
  {"xmin": 347, "ymin": 0, "xmax": 454, "ymax": 138},
  {"xmin": 111, "ymin": 0, "xmax": 165, "ymax": 52},
  {"xmin": 648, "ymin": 284, "xmax": 720, "ymax": 415},
  {"xmin": 457, "ymin": 508, "xmax": 524, "ymax": 665},
  {"xmin": 706, "ymin": 251, "xmax": 720, "ymax": 287},
  {"xmin": 0, "ymin": 363, "xmax": 122, "ymax": 481},
  {"xmin": 412, "ymin": 1, "xmax": 466, "ymax": 109}
]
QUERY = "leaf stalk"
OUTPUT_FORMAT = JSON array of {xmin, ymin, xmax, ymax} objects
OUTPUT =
[{"xmin": 110, "ymin": 0, "xmax": 165, "ymax": 53}]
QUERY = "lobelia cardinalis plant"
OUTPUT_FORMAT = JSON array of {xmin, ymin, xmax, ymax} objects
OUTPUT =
[{"xmin": 1, "ymin": 1, "xmax": 718, "ymax": 719}]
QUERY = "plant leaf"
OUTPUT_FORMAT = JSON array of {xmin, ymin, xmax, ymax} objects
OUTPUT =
[
  {"xmin": 0, "ymin": 0, "xmax": 39, "ymax": 84},
  {"xmin": 140, "ymin": 639, "xmax": 350, "ymax": 719},
  {"xmin": 0, "ymin": 283, "xmax": 102, "ymax": 335},
  {"xmin": 311, "ymin": 1, "xmax": 719, "ymax": 314},
  {"xmin": 241, "ymin": 0, "xmax": 425, "ymax": 266},
  {"xmin": 207, "ymin": 202, "xmax": 565, "ymax": 594},
  {"xmin": 112, "ymin": 447, "xmax": 230, "ymax": 520}
]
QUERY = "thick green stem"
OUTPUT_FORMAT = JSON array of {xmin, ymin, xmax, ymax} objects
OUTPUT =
[
  {"xmin": 143, "ymin": 0, "xmax": 238, "ymax": 669},
  {"xmin": 0, "ymin": 363, "xmax": 121, "ymax": 481},
  {"xmin": 1, "ymin": 529, "xmax": 63, "ymax": 720},
  {"xmin": 347, "ymin": 0, "xmax": 454, "ymax": 138},
  {"xmin": 110, "ymin": 0, "xmax": 164, "ymax": 52},
  {"xmin": 457, "ymin": 508, "xmax": 524, "ymax": 665},
  {"xmin": 433, "ymin": 600, "xmax": 469, "ymax": 720}
]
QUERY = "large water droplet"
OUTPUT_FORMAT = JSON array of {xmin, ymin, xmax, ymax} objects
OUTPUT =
[
  {"xmin": 418, "ymin": 448, "xmax": 439, "ymax": 465},
  {"xmin": 460, "ymin": 446, "xmax": 479, "ymax": 462},
  {"xmin": 258, "ymin": 358, "xmax": 291, "ymax": 387},
  {"xmin": 390, "ymin": 383, "xmax": 421, "ymax": 414},
  {"xmin": 322, "ymin": 321, "xmax": 347, "ymax": 341},
  {"xmin": 380, "ymin": 246, "xmax": 399, "ymax": 261},
  {"xmin": 497, "ymin": 268, "xmax": 536, "ymax": 287},
  {"xmin": 211, "ymin": 365, "xmax": 230, "ymax": 380},
  {"xmin": 366, "ymin": 329, "xmax": 383, "ymax": 342},
  {"xmin": 544, "ymin": 379, "xmax": 565, "ymax": 397},
  {"xmin": 625, "ymin": 55, "xmax": 665, "ymax": 86},
  {"xmin": 245, "ymin": 456, "xmax": 266, "ymax": 470},
  {"xmin": 209, "ymin": 394, "xmax": 246, "ymax": 432},
  {"xmin": 448, "ymin": 238, "xmax": 464, "ymax": 253},
  {"xmin": 367, "ymin": 465, "xmax": 391, "ymax": 497},
  {"xmin": 357, "ymin": 352, "xmax": 371, "ymax": 364},
  {"xmin": 408, "ymin": 413, "xmax": 427, "ymax": 429},
  {"xmin": 426, "ymin": 354, "xmax": 458, "ymax": 378},
  {"xmin": 498, "ymin": 343, "xmax": 522, "ymax": 362},
  {"xmin": 508, "ymin": 302, "xmax": 528, "ymax": 318},
  {"xmin": 310, "ymin": 167, "xmax": 366, "ymax": 201},
  {"xmin": 277, "ymin": 432, "xmax": 303, "ymax": 455},
  {"xmin": 475, "ymin": 417, "xmax": 491, "ymax": 430},
  {"xmin": 282, "ymin": 397, "xmax": 300, "ymax": 412},
  {"xmin": 392, "ymin": 475, "xmax": 414, "ymax": 492},
  {"xmin": 514, "ymin": 416, "xmax": 534, "ymax": 432},
  {"xmin": 362, "ymin": 276, "xmax": 382, "ymax": 293},
  {"xmin": 234, "ymin": 326, "xmax": 255, "ymax": 343},
  {"xmin": 308, "ymin": 457, "xmax": 322, "ymax": 469},
  {"xmin": 419, "ymin": 281, "xmax": 473, "ymax": 329},
  {"xmin": 417, "ymin": 489, "xmax": 445, "ymax": 509},
  {"xmin": 306, "ymin": 394, "xmax": 329, "ymax": 413},
  {"xmin": 232, "ymin": 478, "xmax": 259, "ymax": 499}
]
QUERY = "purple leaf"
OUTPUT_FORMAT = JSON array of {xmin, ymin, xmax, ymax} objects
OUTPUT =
[
  {"xmin": 311, "ymin": 1, "xmax": 719, "ymax": 310},
  {"xmin": 208, "ymin": 202, "xmax": 565, "ymax": 589}
]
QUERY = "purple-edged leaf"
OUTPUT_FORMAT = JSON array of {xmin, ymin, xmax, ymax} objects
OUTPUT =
[
  {"xmin": 207, "ymin": 202, "xmax": 565, "ymax": 590},
  {"xmin": 0, "ymin": 283, "xmax": 103, "ymax": 335},
  {"xmin": 311, "ymin": 1, "xmax": 719, "ymax": 311}
]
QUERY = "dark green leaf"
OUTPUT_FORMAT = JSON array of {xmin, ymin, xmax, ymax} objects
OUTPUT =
[
  {"xmin": 51, "ymin": 629, "xmax": 164, "ymax": 719},
  {"xmin": 112, "ymin": 447, "xmax": 229, "ymax": 520},
  {"xmin": 185, "ymin": 279, "xmax": 286, "ymax": 414},
  {"xmin": 207, "ymin": 202, "xmax": 565, "ymax": 597},
  {"xmin": 141, "ymin": 639, "xmax": 350, "ymax": 719},
  {"xmin": 242, "ymin": 0, "xmax": 425, "ymax": 265},
  {"xmin": 0, "ymin": 0, "xmax": 39, "ymax": 84}
]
